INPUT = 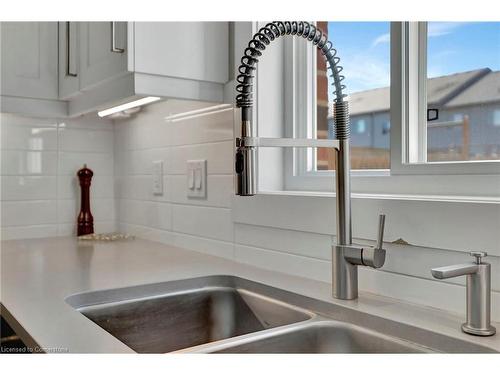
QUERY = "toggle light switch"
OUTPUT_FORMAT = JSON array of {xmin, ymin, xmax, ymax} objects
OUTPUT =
[
  {"xmin": 188, "ymin": 169, "xmax": 195, "ymax": 190},
  {"xmin": 152, "ymin": 160, "xmax": 163, "ymax": 195},
  {"xmin": 187, "ymin": 160, "xmax": 207, "ymax": 198},
  {"xmin": 195, "ymin": 168, "xmax": 202, "ymax": 189}
]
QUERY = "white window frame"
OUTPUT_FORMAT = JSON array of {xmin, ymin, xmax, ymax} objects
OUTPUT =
[
  {"xmin": 391, "ymin": 22, "xmax": 500, "ymax": 175},
  {"xmin": 280, "ymin": 21, "xmax": 500, "ymax": 197}
]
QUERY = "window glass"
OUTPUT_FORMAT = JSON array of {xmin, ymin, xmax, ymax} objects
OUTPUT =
[
  {"xmin": 426, "ymin": 22, "xmax": 500, "ymax": 162},
  {"xmin": 494, "ymin": 110, "xmax": 500, "ymax": 127},
  {"xmin": 356, "ymin": 119, "xmax": 367, "ymax": 134},
  {"xmin": 316, "ymin": 22, "xmax": 391, "ymax": 170}
]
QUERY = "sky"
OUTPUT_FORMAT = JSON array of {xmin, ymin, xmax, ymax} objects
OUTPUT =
[{"xmin": 325, "ymin": 22, "xmax": 500, "ymax": 100}]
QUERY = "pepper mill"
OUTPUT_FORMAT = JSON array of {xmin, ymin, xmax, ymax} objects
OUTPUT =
[{"xmin": 77, "ymin": 164, "xmax": 94, "ymax": 236}]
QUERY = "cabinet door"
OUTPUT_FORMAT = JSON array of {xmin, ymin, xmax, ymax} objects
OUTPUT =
[
  {"xmin": 134, "ymin": 22, "xmax": 229, "ymax": 84},
  {"xmin": 58, "ymin": 22, "xmax": 80, "ymax": 99},
  {"xmin": 79, "ymin": 22, "xmax": 128, "ymax": 91},
  {"xmin": 1, "ymin": 22, "xmax": 58, "ymax": 99}
]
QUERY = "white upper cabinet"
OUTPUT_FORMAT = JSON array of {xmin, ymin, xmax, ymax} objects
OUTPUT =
[
  {"xmin": 1, "ymin": 22, "xmax": 58, "ymax": 100},
  {"xmin": 2, "ymin": 21, "xmax": 230, "ymax": 117},
  {"xmin": 133, "ymin": 22, "xmax": 228, "ymax": 84},
  {"xmin": 59, "ymin": 22, "xmax": 128, "ymax": 99},
  {"xmin": 67, "ymin": 21, "xmax": 229, "ymax": 116},
  {"xmin": 79, "ymin": 22, "xmax": 128, "ymax": 91}
]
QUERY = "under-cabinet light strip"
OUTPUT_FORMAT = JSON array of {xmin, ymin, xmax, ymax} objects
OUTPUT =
[{"xmin": 97, "ymin": 97, "xmax": 161, "ymax": 117}]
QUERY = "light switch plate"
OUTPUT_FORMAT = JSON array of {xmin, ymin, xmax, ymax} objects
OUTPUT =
[
  {"xmin": 152, "ymin": 160, "xmax": 163, "ymax": 195},
  {"xmin": 187, "ymin": 160, "xmax": 207, "ymax": 198}
]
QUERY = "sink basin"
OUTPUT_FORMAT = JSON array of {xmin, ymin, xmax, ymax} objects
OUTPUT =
[
  {"xmin": 67, "ymin": 275, "xmax": 497, "ymax": 354},
  {"xmin": 67, "ymin": 279, "xmax": 312, "ymax": 353},
  {"xmin": 212, "ymin": 321, "xmax": 432, "ymax": 353}
]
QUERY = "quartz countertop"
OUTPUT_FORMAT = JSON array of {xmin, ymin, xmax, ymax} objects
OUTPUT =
[{"xmin": 1, "ymin": 237, "xmax": 499, "ymax": 353}]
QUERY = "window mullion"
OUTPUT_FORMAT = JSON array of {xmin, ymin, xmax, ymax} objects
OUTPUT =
[
  {"xmin": 417, "ymin": 22, "xmax": 428, "ymax": 163},
  {"xmin": 403, "ymin": 21, "xmax": 428, "ymax": 164},
  {"xmin": 406, "ymin": 22, "xmax": 425, "ymax": 163},
  {"xmin": 390, "ymin": 22, "xmax": 406, "ymax": 170}
]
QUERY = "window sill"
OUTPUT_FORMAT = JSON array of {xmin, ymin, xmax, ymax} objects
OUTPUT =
[
  {"xmin": 284, "ymin": 172, "xmax": 500, "ymax": 198},
  {"xmin": 259, "ymin": 190, "xmax": 500, "ymax": 205}
]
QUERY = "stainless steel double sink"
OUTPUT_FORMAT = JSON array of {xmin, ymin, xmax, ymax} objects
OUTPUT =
[{"xmin": 65, "ymin": 275, "xmax": 496, "ymax": 353}]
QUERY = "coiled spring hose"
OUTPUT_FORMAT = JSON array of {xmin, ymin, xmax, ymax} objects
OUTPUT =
[{"xmin": 235, "ymin": 21, "xmax": 349, "ymax": 138}]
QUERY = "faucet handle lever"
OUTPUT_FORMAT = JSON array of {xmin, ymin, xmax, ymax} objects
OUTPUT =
[
  {"xmin": 470, "ymin": 251, "xmax": 487, "ymax": 264},
  {"xmin": 359, "ymin": 214, "xmax": 387, "ymax": 269},
  {"xmin": 376, "ymin": 214, "xmax": 386, "ymax": 250}
]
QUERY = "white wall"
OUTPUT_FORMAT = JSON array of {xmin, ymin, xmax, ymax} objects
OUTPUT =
[{"xmin": 0, "ymin": 112, "xmax": 115, "ymax": 239}]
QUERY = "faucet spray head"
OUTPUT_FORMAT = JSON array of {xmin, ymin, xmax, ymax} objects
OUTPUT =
[{"xmin": 235, "ymin": 139, "xmax": 257, "ymax": 196}]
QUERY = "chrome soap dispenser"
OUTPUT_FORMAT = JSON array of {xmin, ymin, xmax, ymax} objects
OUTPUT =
[{"xmin": 431, "ymin": 251, "xmax": 496, "ymax": 336}]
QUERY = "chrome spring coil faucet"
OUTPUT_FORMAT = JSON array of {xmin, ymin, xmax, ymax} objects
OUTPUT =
[{"xmin": 234, "ymin": 21, "xmax": 386, "ymax": 300}]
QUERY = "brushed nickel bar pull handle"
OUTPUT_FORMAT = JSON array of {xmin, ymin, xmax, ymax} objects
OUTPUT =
[
  {"xmin": 66, "ymin": 22, "xmax": 77, "ymax": 77},
  {"xmin": 111, "ymin": 22, "xmax": 125, "ymax": 53}
]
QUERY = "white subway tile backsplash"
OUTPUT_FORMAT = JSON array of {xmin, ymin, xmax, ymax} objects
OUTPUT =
[
  {"xmin": 112, "ymin": 99, "xmax": 214, "ymax": 151},
  {"xmin": 234, "ymin": 193, "xmax": 500, "ymax": 257},
  {"xmin": 118, "ymin": 223, "xmax": 234, "ymax": 260},
  {"xmin": 0, "ymin": 123, "xmax": 58, "ymax": 151},
  {"xmin": 168, "ymin": 141, "xmax": 233, "ymax": 175},
  {"xmin": 352, "ymin": 197, "xmax": 500, "ymax": 256},
  {"xmin": 58, "ymin": 128, "xmax": 114, "ymax": 153},
  {"xmin": 118, "ymin": 199, "xmax": 172, "ymax": 230},
  {"xmin": 1, "ymin": 200, "xmax": 58, "ymax": 226},
  {"xmin": 114, "ymin": 175, "xmax": 169, "ymax": 202},
  {"xmin": 234, "ymin": 244, "xmax": 331, "ymax": 283},
  {"xmin": 114, "ymin": 101, "xmax": 236, "ymax": 258},
  {"xmin": 113, "ymin": 102, "xmax": 236, "ymax": 265},
  {"xmin": 233, "ymin": 194, "xmax": 336, "ymax": 234},
  {"xmin": 58, "ymin": 152, "xmax": 114, "ymax": 176},
  {"xmin": 0, "ymin": 112, "xmax": 115, "ymax": 239},
  {"xmin": 171, "ymin": 231, "xmax": 234, "ymax": 259},
  {"xmin": 166, "ymin": 107, "xmax": 234, "ymax": 146},
  {"xmin": 57, "ymin": 175, "xmax": 114, "ymax": 200},
  {"xmin": 119, "ymin": 117, "xmax": 168, "ymax": 151},
  {"xmin": 0, "ymin": 113, "xmax": 58, "ymax": 128},
  {"xmin": 57, "ymin": 198, "xmax": 115, "ymax": 224},
  {"xmin": 168, "ymin": 174, "xmax": 233, "ymax": 208},
  {"xmin": 234, "ymin": 223, "xmax": 332, "ymax": 260},
  {"xmin": 1, "ymin": 150, "xmax": 58, "ymax": 175},
  {"xmin": 1, "ymin": 176, "xmax": 57, "ymax": 201},
  {"xmin": 172, "ymin": 204, "xmax": 233, "ymax": 242},
  {"xmin": 115, "ymin": 176, "xmax": 149, "ymax": 201},
  {"xmin": 114, "ymin": 148, "xmax": 170, "ymax": 176}
]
